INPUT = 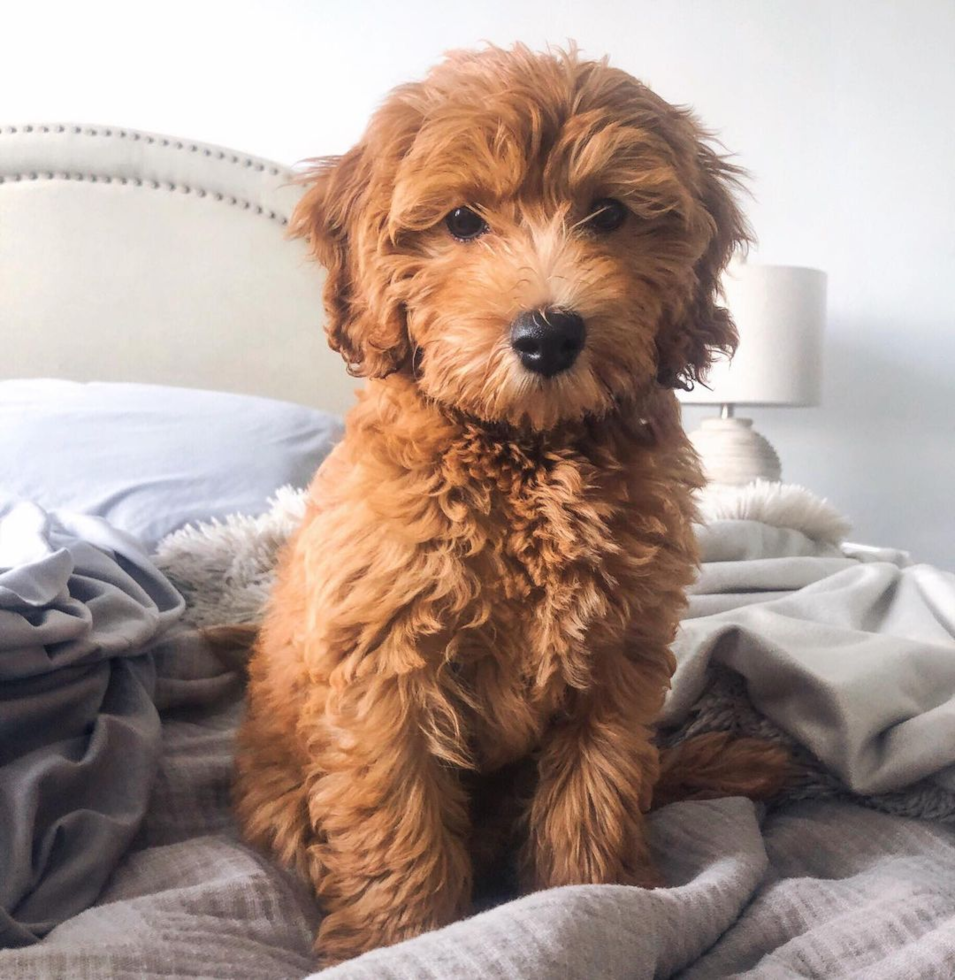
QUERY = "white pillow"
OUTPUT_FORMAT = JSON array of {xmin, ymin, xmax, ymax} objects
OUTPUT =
[{"xmin": 0, "ymin": 380, "xmax": 343, "ymax": 549}]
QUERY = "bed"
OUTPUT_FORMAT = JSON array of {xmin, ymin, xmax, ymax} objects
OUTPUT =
[{"xmin": 3, "ymin": 124, "xmax": 955, "ymax": 980}]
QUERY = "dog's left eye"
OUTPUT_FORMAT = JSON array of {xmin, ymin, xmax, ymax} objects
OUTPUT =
[
  {"xmin": 445, "ymin": 206, "xmax": 488, "ymax": 241},
  {"xmin": 586, "ymin": 198, "xmax": 628, "ymax": 233}
]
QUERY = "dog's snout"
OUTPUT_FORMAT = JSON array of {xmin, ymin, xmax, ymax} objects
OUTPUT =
[{"xmin": 510, "ymin": 309, "xmax": 586, "ymax": 378}]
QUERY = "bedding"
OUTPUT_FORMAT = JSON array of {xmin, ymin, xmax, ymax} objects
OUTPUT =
[
  {"xmin": 2, "ymin": 480, "xmax": 955, "ymax": 978},
  {"xmin": 665, "ymin": 499, "xmax": 955, "ymax": 803},
  {"xmin": 0, "ymin": 380, "xmax": 344, "ymax": 548},
  {"xmin": 0, "ymin": 502, "xmax": 183, "ymax": 947}
]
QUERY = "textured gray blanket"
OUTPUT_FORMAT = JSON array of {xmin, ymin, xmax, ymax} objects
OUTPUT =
[
  {"xmin": 0, "ymin": 502, "xmax": 183, "ymax": 947},
  {"xmin": 5, "ymin": 673, "xmax": 955, "ymax": 980},
  {"xmin": 3, "ymin": 484, "xmax": 955, "ymax": 978},
  {"xmin": 661, "ymin": 520, "xmax": 955, "ymax": 824}
]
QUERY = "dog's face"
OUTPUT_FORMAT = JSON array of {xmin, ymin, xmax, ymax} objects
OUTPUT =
[{"xmin": 293, "ymin": 46, "xmax": 749, "ymax": 430}]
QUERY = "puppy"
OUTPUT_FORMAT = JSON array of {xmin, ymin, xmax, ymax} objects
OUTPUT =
[{"xmin": 235, "ymin": 44, "xmax": 786, "ymax": 965}]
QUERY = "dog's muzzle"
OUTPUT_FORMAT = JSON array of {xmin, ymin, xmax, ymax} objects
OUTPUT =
[{"xmin": 510, "ymin": 308, "xmax": 586, "ymax": 378}]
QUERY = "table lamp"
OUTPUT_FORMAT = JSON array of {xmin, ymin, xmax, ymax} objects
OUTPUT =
[{"xmin": 679, "ymin": 263, "xmax": 827, "ymax": 486}]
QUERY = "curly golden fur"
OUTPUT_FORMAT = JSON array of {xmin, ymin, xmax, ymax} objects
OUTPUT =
[{"xmin": 234, "ymin": 44, "xmax": 788, "ymax": 965}]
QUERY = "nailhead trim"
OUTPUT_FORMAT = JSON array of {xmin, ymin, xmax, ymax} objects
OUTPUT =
[
  {"xmin": 0, "ymin": 123, "xmax": 284, "ymax": 176},
  {"xmin": 0, "ymin": 170, "xmax": 284, "ymax": 224},
  {"xmin": 0, "ymin": 123, "xmax": 290, "ymax": 224}
]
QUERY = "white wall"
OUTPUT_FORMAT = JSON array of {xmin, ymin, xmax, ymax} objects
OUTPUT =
[{"xmin": 5, "ymin": 0, "xmax": 954, "ymax": 566}]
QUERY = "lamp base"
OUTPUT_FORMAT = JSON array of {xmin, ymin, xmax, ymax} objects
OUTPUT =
[{"xmin": 688, "ymin": 417, "xmax": 782, "ymax": 486}]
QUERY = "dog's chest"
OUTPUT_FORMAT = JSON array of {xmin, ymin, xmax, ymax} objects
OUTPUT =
[
  {"xmin": 482, "ymin": 461, "xmax": 618, "ymax": 621},
  {"xmin": 439, "ymin": 431, "xmax": 631, "ymax": 743}
]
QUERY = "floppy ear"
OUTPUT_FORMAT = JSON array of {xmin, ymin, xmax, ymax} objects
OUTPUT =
[
  {"xmin": 655, "ymin": 145, "xmax": 750, "ymax": 391},
  {"xmin": 289, "ymin": 146, "xmax": 410, "ymax": 379}
]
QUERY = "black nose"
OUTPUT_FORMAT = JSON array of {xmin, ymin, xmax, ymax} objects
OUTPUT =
[{"xmin": 510, "ymin": 309, "xmax": 586, "ymax": 378}]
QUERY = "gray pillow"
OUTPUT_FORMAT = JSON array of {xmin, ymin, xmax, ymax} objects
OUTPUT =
[{"xmin": 0, "ymin": 380, "xmax": 344, "ymax": 549}]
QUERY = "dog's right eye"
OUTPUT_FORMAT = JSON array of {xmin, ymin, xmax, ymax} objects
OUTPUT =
[
  {"xmin": 445, "ymin": 207, "xmax": 488, "ymax": 241},
  {"xmin": 586, "ymin": 198, "xmax": 628, "ymax": 233}
]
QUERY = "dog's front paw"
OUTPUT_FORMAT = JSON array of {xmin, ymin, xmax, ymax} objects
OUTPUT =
[
  {"xmin": 314, "ymin": 910, "xmax": 361, "ymax": 967},
  {"xmin": 527, "ymin": 832, "xmax": 664, "ymax": 892},
  {"xmin": 315, "ymin": 907, "xmax": 422, "ymax": 966},
  {"xmin": 315, "ymin": 908, "xmax": 380, "ymax": 967},
  {"xmin": 314, "ymin": 899, "xmax": 458, "ymax": 966},
  {"xmin": 622, "ymin": 860, "xmax": 666, "ymax": 890}
]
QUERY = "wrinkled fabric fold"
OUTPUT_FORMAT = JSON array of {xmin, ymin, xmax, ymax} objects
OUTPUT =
[
  {"xmin": 0, "ymin": 503, "xmax": 183, "ymax": 947},
  {"xmin": 664, "ymin": 519, "xmax": 955, "ymax": 796}
]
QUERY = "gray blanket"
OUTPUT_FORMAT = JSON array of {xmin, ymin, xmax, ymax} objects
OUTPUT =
[
  {"xmin": 3, "ymin": 488, "xmax": 955, "ymax": 977},
  {"xmin": 5, "ymin": 683, "xmax": 955, "ymax": 980},
  {"xmin": 0, "ymin": 503, "xmax": 183, "ymax": 947},
  {"xmin": 661, "ymin": 520, "xmax": 955, "ymax": 825}
]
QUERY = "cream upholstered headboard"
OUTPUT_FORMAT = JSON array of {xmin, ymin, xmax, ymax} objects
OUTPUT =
[{"xmin": 0, "ymin": 123, "xmax": 356, "ymax": 413}]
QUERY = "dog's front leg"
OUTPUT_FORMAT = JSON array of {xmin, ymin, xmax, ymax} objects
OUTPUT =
[
  {"xmin": 524, "ymin": 649, "xmax": 666, "ymax": 891},
  {"xmin": 307, "ymin": 671, "xmax": 472, "ymax": 965}
]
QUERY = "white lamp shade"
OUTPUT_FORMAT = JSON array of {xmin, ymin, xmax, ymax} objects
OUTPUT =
[{"xmin": 679, "ymin": 263, "xmax": 827, "ymax": 406}]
